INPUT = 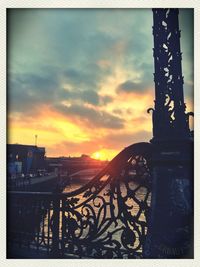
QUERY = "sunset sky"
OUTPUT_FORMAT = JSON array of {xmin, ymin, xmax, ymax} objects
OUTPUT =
[{"xmin": 7, "ymin": 9, "xmax": 193, "ymax": 160}]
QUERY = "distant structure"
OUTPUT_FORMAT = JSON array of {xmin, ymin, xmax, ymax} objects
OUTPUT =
[
  {"xmin": 7, "ymin": 144, "xmax": 46, "ymax": 177},
  {"xmin": 45, "ymin": 154, "xmax": 108, "ymax": 174},
  {"xmin": 35, "ymin": 134, "xmax": 38, "ymax": 146}
]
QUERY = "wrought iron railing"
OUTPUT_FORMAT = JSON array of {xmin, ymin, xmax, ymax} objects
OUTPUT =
[
  {"xmin": 7, "ymin": 176, "xmax": 31, "ymax": 191},
  {"xmin": 7, "ymin": 142, "xmax": 152, "ymax": 259}
]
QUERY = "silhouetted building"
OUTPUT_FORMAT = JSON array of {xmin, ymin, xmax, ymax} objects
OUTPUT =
[
  {"xmin": 45, "ymin": 155, "xmax": 108, "ymax": 174},
  {"xmin": 7, "ymin": 144, "xmax": 46, "ymax": 176}
]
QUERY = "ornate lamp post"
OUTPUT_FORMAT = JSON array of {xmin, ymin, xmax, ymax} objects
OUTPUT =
[{"xmin": 144, "ymin": 8, "xmax": 194, "ymax": 258}]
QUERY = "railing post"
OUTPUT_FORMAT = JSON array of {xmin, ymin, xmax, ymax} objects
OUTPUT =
[{"xmin": 51, "ymin": 194, "xmax": 60, "ymax": 257}]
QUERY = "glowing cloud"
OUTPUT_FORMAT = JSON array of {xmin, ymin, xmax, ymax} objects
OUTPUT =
[{"xmin": 7, "ymin": 9, "xmax": 193, "ymax": 160}]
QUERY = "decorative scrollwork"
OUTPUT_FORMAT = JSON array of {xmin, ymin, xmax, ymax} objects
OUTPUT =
[
  {"xmin": 8, "ymin": 142, "xmax": 152, "ymax": 259},
  {"xmin": 56, "ymin": 142, "xmax": 152, "ymax": 258},
  {"xmin": 152, "ymin": 8, "xmax": 192, "ymax": 140}
]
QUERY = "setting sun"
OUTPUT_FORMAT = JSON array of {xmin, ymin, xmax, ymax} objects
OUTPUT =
[
  {"xmin": 91, "ymin": 149, "xmax": 118, "ymax": 161},
  {"xmin": 92, "ymin": 152, "xmax": 101, "ymax": 160}
]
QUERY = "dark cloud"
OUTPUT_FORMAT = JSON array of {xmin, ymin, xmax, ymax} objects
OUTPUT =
[
  {"xmin": 116, "ymin": 61, "xmax": 154, "ymax": 95},
  {"xmin": 116, "ymin": 80, "xmax": 147, "ymax": 94},
  {"xmin": 61, "ymin": 88, "xmax": 100, "ymax": 105},
  {"xmin": 8, "ymin": 9, "xmax": 193, "ymax": 107},
  {"xmin": 8, "ymin": 61, "xmax": 115, "ymax": 115},
  {"xmin": 63, "ymin": 68, "xmax": 98, "ymax": 89},
  {"xmin": 8, "ymin": 71, "xmax": 59, "ymax": 113},
  {"xmin": 81, "ymin": 90, "xmax": 100, "ymax": 105},
  {"xmin": 7, "ymin": 8, "xmax": 193, "ymax": 144},
  {"xmin": 100, "ymin": 95, "xmax": 113, "ymax": 105},
  {"xmin": 55, "ymin": 103, "xmax": 124, "ymax": 129}
]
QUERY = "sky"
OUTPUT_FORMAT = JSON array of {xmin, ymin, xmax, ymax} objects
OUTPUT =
[{"xmin": 7, "ymin": 9, "xmax": 194, "ymax": 160}]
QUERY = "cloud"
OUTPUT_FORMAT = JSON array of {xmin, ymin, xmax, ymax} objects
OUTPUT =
[
  {"xmin": 61, "ymin": 88, "xmax": 100, "ymax": 105},
  {"xmin": 7, "ymin": 9, "xmax": 193, "ymax": 157},
  {"xmin": 94, "ymin": 131, "xmax": 152, "ymax": 150},
  {"xmin": 8, "ymin": 66, "xmax": 115, "ymax": 119},
  {"xmin": 99, "ymin": 95, "xmax": 113, "ymax": 105},
  {"xmin": 8, "ymin": 70, "xmax": 59, "ymax": 113},
  {"xmin": 116, "ymin": 80, "xmax": 147, "ymax": 94},
  {"xmin": 55, "ymin": 103, "xmax": 124, "ymax": 129},
  {"xmin": 48, "ymin": 129, "xmax": 152, "ymax": 158},
  {"xmin": 63, "ymin": 68, "xmax": 99, "ymax": 90}
]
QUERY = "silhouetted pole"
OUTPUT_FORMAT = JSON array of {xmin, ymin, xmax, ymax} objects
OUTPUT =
[
  {"xmin": 35, "ymin": 134, "xmax": 38, "ymax": 146},
  {"xmin": 144, "ymin": 8, "xmax": 193, "ymax": 258}
]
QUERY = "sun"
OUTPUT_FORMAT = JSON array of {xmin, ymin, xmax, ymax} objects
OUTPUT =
[
  {"xmin": 92, "ymin": 152, "xmax": 101, "ymax": 160},
  {"xmin": 92, "ymin": 149, "xmax": 118, "ymax": 161}
]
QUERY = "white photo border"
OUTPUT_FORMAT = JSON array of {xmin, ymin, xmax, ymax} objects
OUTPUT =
[{"xmin": 1, "ymin": 1, "xmax": 199, "ymax": 267}]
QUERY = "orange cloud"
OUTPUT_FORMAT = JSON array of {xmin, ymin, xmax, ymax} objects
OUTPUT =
[{"xmin": 8, "ymin": 82, "xmax": 155, "ymax": 161}]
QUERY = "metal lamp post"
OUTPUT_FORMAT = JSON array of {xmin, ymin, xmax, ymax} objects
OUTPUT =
[{"xmin": 144, "ymin": 8, "xmax": 194, "ymax": 258}]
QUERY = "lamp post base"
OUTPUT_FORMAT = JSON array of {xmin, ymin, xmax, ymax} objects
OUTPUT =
[{"xmin": 144, "ymin": 140, "xmax": 193, "ymax": 258}]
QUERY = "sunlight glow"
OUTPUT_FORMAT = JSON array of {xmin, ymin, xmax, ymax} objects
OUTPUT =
[
  {"xmin": 92, "ymin": 149, "xmax": 118, "ymax": 161},
  {"xmin": 92, "ymin": 152, "xmax": 101, "ymax": 160}
]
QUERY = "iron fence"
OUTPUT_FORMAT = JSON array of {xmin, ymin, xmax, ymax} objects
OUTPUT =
[{"xmin": 7, "ymin": 142, "xmax": 152, "ymax": 259}]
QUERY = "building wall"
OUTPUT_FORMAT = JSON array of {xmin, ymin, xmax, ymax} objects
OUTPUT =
[{"xmin": 7, "ymin": 144, "xmax": 45, "ymax": 175}]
